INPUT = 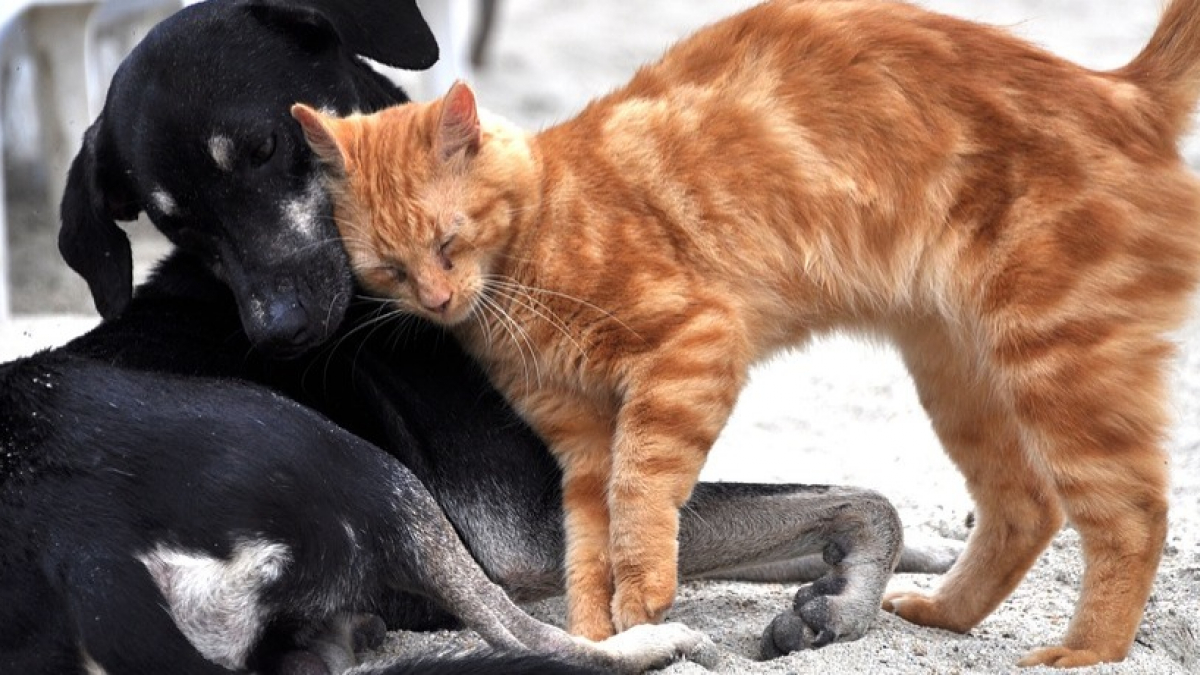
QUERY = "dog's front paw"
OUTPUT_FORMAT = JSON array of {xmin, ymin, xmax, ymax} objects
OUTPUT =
[{"xmin": 762, "ymin": 573, "xmax": 872, "ymax": 658}]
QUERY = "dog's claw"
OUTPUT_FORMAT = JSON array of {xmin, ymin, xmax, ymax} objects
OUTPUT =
[{"xmin": 811, "ymin": 628, "xmax": 837, "ymax": 649}]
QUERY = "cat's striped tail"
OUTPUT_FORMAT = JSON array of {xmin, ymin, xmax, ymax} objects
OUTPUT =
[{"xmin": 1118, "ymin": 0, "xmax": 1200, "ymax": 141}]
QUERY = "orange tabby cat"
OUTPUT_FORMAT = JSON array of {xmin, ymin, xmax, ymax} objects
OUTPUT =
[{"xmin": 292, "ymin": 0, "xmax": 1200, "ymax": 667}]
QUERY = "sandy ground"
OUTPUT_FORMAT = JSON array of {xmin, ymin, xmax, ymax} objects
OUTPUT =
[{"xmin": 3, "ymin": 0, "xmax": 1199, "ymax": 673}]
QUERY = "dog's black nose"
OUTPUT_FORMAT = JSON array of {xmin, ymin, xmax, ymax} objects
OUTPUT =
[{"xmin": 262, "ymin": 298, "xmax": 314, "ymax": 349}]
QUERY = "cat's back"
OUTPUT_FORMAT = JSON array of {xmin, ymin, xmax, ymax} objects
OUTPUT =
[
  {"xmin": 626, "ymin": 0, "xmax": 1102, "ymax": 105},
  {"xmin": 551, "ymin": 0, "xmax": 1154, "ymax": 163}
]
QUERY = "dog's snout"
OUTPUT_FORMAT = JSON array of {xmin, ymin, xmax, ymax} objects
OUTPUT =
[{"xmin": 261, "ymin": 297, "xmax": 314, "ymax": 349}]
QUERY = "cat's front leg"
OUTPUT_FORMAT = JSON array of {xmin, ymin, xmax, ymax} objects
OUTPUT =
[
  {"xmin": 607, "ymin": 333, "xmax": 750, "ymax": 633},
  {"xmin": 561, "ymin": 451, "xmax": 618, "ymax": 641},
  {"xmin": 515, "ymin": 386, "xmax": 621, "ymax": 640}
]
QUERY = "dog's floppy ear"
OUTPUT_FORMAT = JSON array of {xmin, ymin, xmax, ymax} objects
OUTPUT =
[
  {"xmin": 247, "ymin": 0, "xmax": 438, "ymax": 71},
  {"xmin": 58, "ymin": 118, "xmax": 136, "ymax": 320}
]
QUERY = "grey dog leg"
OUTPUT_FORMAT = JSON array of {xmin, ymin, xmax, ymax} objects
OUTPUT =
[
  {"xmin": 378, "ymin": 466, "xmax": 714, "ymax": 673},
  {"xmin": 677, "ymin": 483, "xmax": 909, "ymax": 655},
  {"xmin": 458, "ymin": 479, "xmax": 956, "ymax": 659}
]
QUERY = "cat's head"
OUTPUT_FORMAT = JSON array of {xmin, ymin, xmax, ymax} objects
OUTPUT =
[{"xmin": 291, "ymin": 82, "xmax": 530, "ymax": 327}]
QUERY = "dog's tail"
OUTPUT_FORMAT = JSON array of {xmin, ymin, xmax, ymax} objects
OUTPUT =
[{"xmin": 1118, "ymin": 0, "xmax": 1200, "ymax": 140}]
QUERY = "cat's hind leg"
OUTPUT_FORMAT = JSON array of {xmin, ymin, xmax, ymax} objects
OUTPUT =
[
  {"xmin": 882, "ymin": 320, "xmax": 1067, "ymax": 633},
  {"xmin": 994, "ymin": 322, "xmax": 1173, "ymax": 667}
]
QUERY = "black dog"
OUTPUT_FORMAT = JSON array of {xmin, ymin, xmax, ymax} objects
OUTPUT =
[
  {"xmin": 1, "ymin": 339, "xmax": 714, "ymax": 674},
  {"xmin": 2, "ymin": 0, "xmax": 952, "ymax": 672}
]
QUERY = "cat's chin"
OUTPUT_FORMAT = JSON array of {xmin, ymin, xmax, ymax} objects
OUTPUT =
[{"xmin": 425, "ymin": 304, "xmax": 474, "ymax": 328}]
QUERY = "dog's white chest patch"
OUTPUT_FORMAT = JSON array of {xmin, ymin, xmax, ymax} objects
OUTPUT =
[
  {"xmin": 207, "ymin": 135, "xmax": 235, "ymax": 172},
  {"xmin": 137, "ymin": 539, "xmax": 291, "ymax": 669}
]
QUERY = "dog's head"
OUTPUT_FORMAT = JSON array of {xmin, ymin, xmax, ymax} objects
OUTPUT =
[{"xmin": 59, "ymin": 0, "xmax": 436, "ymax": 355}]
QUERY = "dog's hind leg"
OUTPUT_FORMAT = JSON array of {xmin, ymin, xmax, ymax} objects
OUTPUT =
[
  {"xmin": 374, "ymin": 458, "xmax": 714, "ymax": 673},
  {"xmin": 675, "ymin": 483, "xmax": 908, "ymax": 656},
  {"xmin": 703, "ymin": 534, "xmax": 959, "ymax": 583}
]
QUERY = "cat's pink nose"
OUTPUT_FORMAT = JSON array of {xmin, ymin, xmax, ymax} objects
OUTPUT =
[{"xmin": 420, "ymin": 289, "xmax": 453, "ymax": 314}]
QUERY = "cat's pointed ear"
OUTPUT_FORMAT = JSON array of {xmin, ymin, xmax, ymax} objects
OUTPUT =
[
  {"xmin": 292, "ymin": 103, "xmax": 355, "ymax": 172},
  {"xmin": 436, "ymin": 81, "xmax": 481, "ymax": 164}
]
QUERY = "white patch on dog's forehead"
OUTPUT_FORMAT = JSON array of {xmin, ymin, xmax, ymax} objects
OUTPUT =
[
  {"xmin": 138, "ymin": 539, "xmax": 290, "ymax": 669},
  {"xmin": 208, "ymin": 134, "xmax": 235, "ymax": 172},
  {"xmin": 150, "ymin": 187, "xmax": 178, "ymax": 216},
  {"xmin": 281, "ymin": 177, "xmax": 326, "ymax": 243}
]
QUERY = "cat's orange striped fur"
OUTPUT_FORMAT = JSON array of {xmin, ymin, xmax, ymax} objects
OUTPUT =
[{"xmin": 294, "ymin": 0, "xmax": 1200, "ymax": 666}]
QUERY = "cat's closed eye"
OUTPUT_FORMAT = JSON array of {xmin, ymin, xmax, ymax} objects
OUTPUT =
[
  {"xmin": 439, "ymin": 235, "xmax": 457, "ymax": 270},
  {"xmin": 372, "ymin": 263, "xmax": 407, "ymax": 284}
]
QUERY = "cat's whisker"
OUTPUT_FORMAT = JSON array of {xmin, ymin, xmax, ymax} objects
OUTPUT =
[
  {"xmin": 301, "ymin": 298, "xmax": 403, "ymax": 389},
  {"xmin": 338, "ymin": 238, "xmax": 387, "ymax": 258},
  {"xmin": 469, "ymin": 302, "xmax": 493, "ymax": 352},
  {"xmin": 477, "ymin": 284, "xmax": 542, "ymax": 390},
  {"xmin": 484, "ymin": 279, "xmax": 592, "ymax": 364},
  {"xmin": 354, "ymin": 292, "xmax": 404, "ymax": 305},
  {"xmin": 384, "ymin": 311, "xmax": 421, "ymax": 354},
  {"xmin": 323, "ymin": 288, "xmax": 348, "ymax": 332},
  {"xmin": 464, "ymin": 285, "xmax": 498, "ymax": 353},
  {"xmin": 292, "ymin": 235, "xmax": 347, "ymax": 255},
  {"xmin": 482, "ymin": 278, "xmax": 549, "ymax": 384},
  {"xmin": 322, "ymin": 301, "xmax": 405, "ymax": 359},
  {"xmin": 488, "ymin": 275, "xmax": 645, "ymax": 344},
  {"xmin": 300, "ymin": 286, "xmax": 355, "ymax": 387},
  {"xmin": 484, "ymin": 290, "xmax": 544, "ymax": 390}
]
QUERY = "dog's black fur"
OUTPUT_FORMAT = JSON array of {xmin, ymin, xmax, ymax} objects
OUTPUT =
[{"xmin": 1, "ymin": 0, "xmax": 949, "ymax": 672}]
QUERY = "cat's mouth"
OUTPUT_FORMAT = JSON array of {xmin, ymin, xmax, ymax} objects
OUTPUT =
[{"xmin": 422, "ymin": 292, "xmax": 479, "ymax": 328}]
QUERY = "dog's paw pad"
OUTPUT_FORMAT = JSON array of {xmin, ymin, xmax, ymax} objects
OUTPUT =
[{"xmin": 760, "ymin": 575, "xmax": 849, "ymax": 658}]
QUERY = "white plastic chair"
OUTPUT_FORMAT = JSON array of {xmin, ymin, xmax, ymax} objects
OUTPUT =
[{"xmin": 0, "ymin": 0, "xmax": 185, "ymax": 323}]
